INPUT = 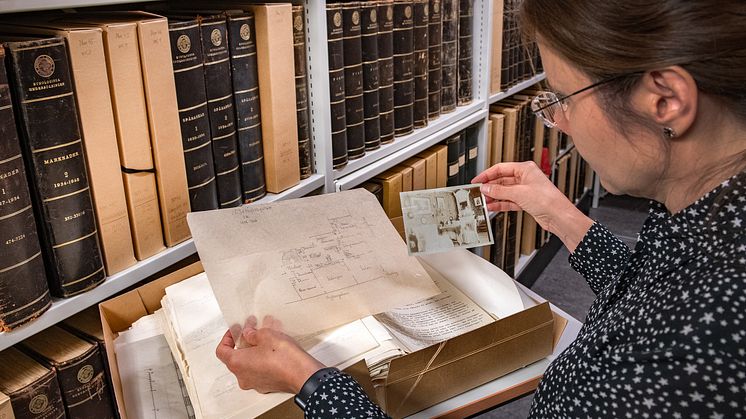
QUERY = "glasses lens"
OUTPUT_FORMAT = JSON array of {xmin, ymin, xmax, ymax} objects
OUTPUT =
[{"xmin": 531, "ymin": 91, "xmax": 562, "ymax": 128}]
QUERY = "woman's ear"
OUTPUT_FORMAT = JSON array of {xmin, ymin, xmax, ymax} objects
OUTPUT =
[{"xmin": 635, "ymin": 67, "xmax": 698, "ymax": 137}]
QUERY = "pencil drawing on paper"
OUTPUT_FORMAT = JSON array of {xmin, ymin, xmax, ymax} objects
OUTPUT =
[{"xmin": 280, "ymin": 210, "xmax": 400, "ymax": 302}]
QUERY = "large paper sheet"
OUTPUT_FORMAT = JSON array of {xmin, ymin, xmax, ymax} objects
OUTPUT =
[
  {"xmin": 417, "ymin": 249, "xmax": 524, "ymax": 319},
  {"xmin": 187, "ymin": 189, "xmax": 441, "ymax": 337}
]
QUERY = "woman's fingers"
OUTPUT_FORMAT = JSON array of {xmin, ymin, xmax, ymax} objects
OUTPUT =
[
  {"xmin": 216, "ymin": 329, "xmax": 236, "ymax": 363},
  {"xmin": 487, "ymin": 201, "xmax": 522, "ymax": 213},
  {"xmin": 472, "ymin": 162, "xmax": 527, "ymax": 184}
]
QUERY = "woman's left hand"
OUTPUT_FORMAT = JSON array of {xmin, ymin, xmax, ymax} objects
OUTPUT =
[{"xmin": 215, "ymin": 316, "xmax": 325, "ymax": 394}]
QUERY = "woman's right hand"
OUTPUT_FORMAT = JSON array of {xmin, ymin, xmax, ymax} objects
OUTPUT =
[{"xmin": 472, "ymin": 161, "xmax": 594, "ymax": 253}]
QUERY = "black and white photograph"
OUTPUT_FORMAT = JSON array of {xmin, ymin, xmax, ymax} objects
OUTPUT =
[{"xmin": 399, "ymin": 184, "xmax": 493, "ymax": 255}]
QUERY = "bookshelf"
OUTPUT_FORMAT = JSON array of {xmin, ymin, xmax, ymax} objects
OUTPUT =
[{"xmin": 0, "ymin": 0, "xmax": 567, "ymax": 352}]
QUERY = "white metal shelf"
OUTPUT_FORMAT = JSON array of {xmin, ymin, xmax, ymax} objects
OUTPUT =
[
  {"xmin": 335, "ymin": 105, "xmax": 488, "ymax": 191},
  {"xmin": 0, "ymin": 173, "xmax": 324, "ymax": 351},
  {"xmin": 488, "ymin": 73, "xmax": 546, "ymax": 104}
]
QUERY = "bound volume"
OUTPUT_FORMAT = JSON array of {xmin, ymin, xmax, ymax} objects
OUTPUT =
[
  {"xmin": 20, "ymin": 326, "xmax": 116, "ymax": 419},
  {"xmin": 200, "ymin": 16, "xmax": 242, "ymax": 208},
  {"xmin": 343, "ymin": 2, "xmax": 366, "ymax": 159},
  {"xmin": 427, "ymin": 0, "xmax": 442, "ymax": 120},
  {"xmin": 291, "ymin": 5, "xmax": 313, "ymax": 178},
  {"xmin": 226, "ymin": 12, "xmax": 267, "ymax": 202},
  {"xmin": 0, "ymin": 45, "xmax": 51, "ymax": 331},
  {"xmin": 457, "ymin": 131, "xmax": 466, "ymax": 184},
  {"xmin": 360, "ymin": 0, "xmax": 381, "ymax": 151},
  {"xmin": 446, "ymin": 134, "xmax": 460, "ymax": 186},
  {"xmin": 327, "ymin": 3, "xmax": 348, "ymax": 168},
  {"xmin": 457, "ymin": 0, "xmax": 473, "ymax": 105},
  {"xmin": 0, "ymin": 348, "xmax": 65, "ymax": 419},
  {"xmin": 5, "ymin": 37, "xmax": 105, "ymax": 297},
  {"xmin": 440, "ymin": 0, "xmax": 458, "ymax": 112},
  {"xmin": 168, "ymin": 19, "xmax": 220, "ymax": 212},
  {"xmin": 465, "ymin": 126, "xmax": 478, "ymax": 180},
  {"xmin": 412, "ymin": 0, "xmax": 429, "ymax": 128},
  {"xmin": 376, "ymin": 0, "xmax": 395, "ymax": 144},
  {"xmin": 392, "ymin": 0, "xmax": 414, "ymax": 137}
]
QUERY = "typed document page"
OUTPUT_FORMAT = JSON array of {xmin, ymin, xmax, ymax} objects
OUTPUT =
[{"xmin": 187, "ymin": 189, "xmax": 441, "ymax": 338}]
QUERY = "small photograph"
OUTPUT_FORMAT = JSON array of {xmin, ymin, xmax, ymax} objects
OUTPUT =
[{"xmin": 399, "ymin": 184, "xmax": 493, "ymax": 255}]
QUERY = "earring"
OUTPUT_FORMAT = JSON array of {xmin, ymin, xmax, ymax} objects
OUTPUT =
[{"xmin": 663, "ymin": 126, "xmax": 677, "ymax": 138}]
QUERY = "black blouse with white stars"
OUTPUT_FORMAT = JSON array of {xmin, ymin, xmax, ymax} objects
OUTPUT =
[{"xmin": 303, "ymin": 172, "xmax": 746, "ymax": 419}]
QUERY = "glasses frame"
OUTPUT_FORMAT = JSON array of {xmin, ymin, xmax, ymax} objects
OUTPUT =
[{"xmin": 531, "ymin": 73, "xmax": 642, "ymax": 128}]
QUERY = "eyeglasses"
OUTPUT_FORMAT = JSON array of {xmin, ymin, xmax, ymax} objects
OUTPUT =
[{"xmin": 531, "ymin": 74, "xmax": 639, "ymax": 128}]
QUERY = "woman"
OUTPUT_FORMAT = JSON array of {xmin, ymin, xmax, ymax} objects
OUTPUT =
[{"xmin": 215, "ymin": 0, "xmax": 746, "ymax": 417}]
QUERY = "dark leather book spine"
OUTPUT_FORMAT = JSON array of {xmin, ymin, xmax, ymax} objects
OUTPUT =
[
  {"xmin": 412, "ymin": 0, "xmax": 429, "ymax": 128},
  {"xmin": 343, "ymin": 2, "xmax": 366, "ymax": 159},
  {"xmin": 6, "ymin": 37, "xmax": 105, "ymax": 298},
  {"xmin": 54, "ymin": 346, "xmax": 115, "ymax": 419},
  {"xmin": 465, "ymin": 126, "xmax": 478, "ymax": 180},
  {"xmin": 457, "ymin": 131, "xmax": 466, "ymax": 184},
  {"xmin": 457, "ymin": 0, "xmax": 473, "ymax": 105},
  {"xmin": 504, "ymin": 212, "xmax": 517, "ymax": 276},
  {"xmin": 168, "ymin": 20, "xmax": 219, "ymax": 212},
  {"xmin": 327, "ymin": 3, "xmax": 349, "ymax": 168},
  {"xmin": 440, "ymin": 0, "xmax": 458, "ymax": 112},
  {"xmin": 360, "ymin": 0, "xmax": 381, "ymax": 151},
  {"xmin": 377, "ymin": 0, "xmax": 395, "ymax": 144},
  {"xmin": 291, "ymin": 5, "xmax": 314, "ymax": 178},
  {"xmin": 427, "ymin": 0, "xmax": 442, "ymax": 120},
  {"xmin": 0, "ymin": 46, "xmax": 51, "ymax": 331},
  {"xmin": 226, "ymin": 13, "xmax": 268, "ymax": 203},
  {"xmin": 491, "ymin": 212, "xmax": 505, "ymax": 270},
  {"xmin": 392, "ymin": 0, "xmax": 414, "ymax": 137},
  {"xmin": 445, "ymin": 134, "xmax": 460, "ymax": 186},
  {"xmin": 199, "ymin": 18, "xmax": 243, "ymax": 208},
  {"xmin": 9, "ymin": 369, "xmax": 66, "ymax": 419},
  {"xmin": 499, "ymin": 1, "xmax": 510, "ymax": 90}
]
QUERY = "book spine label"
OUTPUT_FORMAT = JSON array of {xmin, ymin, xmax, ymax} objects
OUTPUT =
[
  {"xmin": 427, "ymin": 0, "xmax": 442, "ymax": 120},
  {"xmin": 343, "ymin": 2, "xmax": 366, "ymax": 159},
  {"xmin": 392, "ymin": 0, "xmax": 414, "ymax": 137},
  {"xmin": 457, "ymin": 131, "xmax": 466, "ymax": 184},
  {"xmin": 56, "ymin": 347, "xmax": 116, "ymax": 419},
  {"xmin": 200, "ymin": 19, "xmax": 243, "ymax": 208},
  {"xmin": 292, "ymin": 5, "xmax": 314, "ymax": 178},
  {"xmin": 440, "ymin": 0, "xmax": 458, "ymax": 112},
  {"xmin": 412, "ymin": 0, "xmax": 429, "ymax": 128},
  {"xmin": 327, "ymin": 3, "xmax": 349, "ymax": 168},
  {"xmin": 457, "ymin": 0, "xmax": 473, "ymax": 105},
  {"xmin": 446, "ymin": 134, "xmax": 460, "ymax": 186},
  {"xmin": 0, "ymin": 46, "xmax": 51, "ymax": 331},
  {"xmin": 226, "ymin": 14, "xmax": 268, "ymax": 203},
  {"xmin": 9, "ymin": 369, "xmax": 66, "ymax": 419},
  {"xmin": 169, "ymin": 21, "xmax": 220, "ymax": 212},
  {"xmin": 466, "ymin": 126, "xmax": 478, "ymax": 180},
  {"xmin": 361, "ymin": 0, "xmax": 381, "ymax": 151},
  {"xmin": 377, "ymin": 0, "xmax": 395, "ymax": 144},
  {"xmin": 7, "ymin": 38, "xmax": 105, "ymax": 297}
]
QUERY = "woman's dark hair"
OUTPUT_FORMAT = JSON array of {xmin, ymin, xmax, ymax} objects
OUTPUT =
[
  {"xmin": 520, "ymin": 0, "xmax": 746, "ymax": 182},
  {"xmin": 520, "ymin": 0, "xmax": 746, "ymax": 118}
]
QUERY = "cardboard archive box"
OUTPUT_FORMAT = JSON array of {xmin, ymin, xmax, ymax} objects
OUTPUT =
[
  {"xmin": 99, "ymin": 262, "xmax": 377, "ymax": 419},
  {"xmin": 101, "ymin": 254, "xmax": 565, "ymax": 419}
]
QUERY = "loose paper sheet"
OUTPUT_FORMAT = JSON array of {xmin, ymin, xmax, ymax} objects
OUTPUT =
[
  {"xmin": 160, "ymin": 272, "xmax": 380, "ymax": 419},
  {"xmin": 187, "ymin": 189, "xmax": 441, "ymax": 338},
  {"xmin": 417, "ymin": 249, "xmax": 524, "ymax": 319}
]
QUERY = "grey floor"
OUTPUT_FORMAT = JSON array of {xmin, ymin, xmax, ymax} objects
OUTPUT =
[{"xmin": 470, "ymin": 194, "xmax": 649, "ymax": 419}]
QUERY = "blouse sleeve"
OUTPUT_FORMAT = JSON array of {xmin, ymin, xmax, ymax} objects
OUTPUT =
[
  {"xmin": 304, "ymin": 373, "xmax": 390, "ymax": 419},
  {"xmin": 568, "ymin": 222, "xmax": 631, "ymax": 295}
]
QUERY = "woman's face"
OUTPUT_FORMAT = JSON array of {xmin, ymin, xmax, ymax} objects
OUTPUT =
[{"xmin": 538, "ymin": 43, "xmax": 666, "ymax": 198}]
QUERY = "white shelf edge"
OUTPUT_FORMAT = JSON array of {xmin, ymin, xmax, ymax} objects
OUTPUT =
[
  {"xmin": 0, "ymin": 173, "xmax": 325, "ymax": 351},
  {"xmin": 333, "ymin": 101, "xmax": 485, "ymax": 182},
  {"xmin": 336, "ymin": 106, "xmax": 488, "ymax": 191},
  {"xmin": 515, "ymin": 249, "xmax": 538, "ymax": 278},
  {"xmin": 488, "ymin": 73, "xmax": 546, "ymax": 104},
  {"xmin": 0, "ymin": 0, "xmax": 155, "ymax": 13}
]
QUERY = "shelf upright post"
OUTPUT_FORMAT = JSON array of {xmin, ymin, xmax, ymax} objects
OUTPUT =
[{"xmin": 305, "ymin": 0, "xmax": 336, "ymax": 192}]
